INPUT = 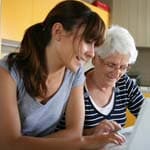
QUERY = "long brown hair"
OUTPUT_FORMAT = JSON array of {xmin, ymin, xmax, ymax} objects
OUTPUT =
[{"xmin": 7, "ymin": 0, "xmax": 106, "ymax": 98}]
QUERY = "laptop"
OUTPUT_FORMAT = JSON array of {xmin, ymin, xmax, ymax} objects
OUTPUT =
[{"xmin": 104, "ymin": 98, "xmax": 150, "ymax": 150}]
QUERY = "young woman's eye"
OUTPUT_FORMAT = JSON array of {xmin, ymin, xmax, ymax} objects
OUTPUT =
[{"xmin": 85, "ymin": 39, "xmax": 93, "ymax": 44}]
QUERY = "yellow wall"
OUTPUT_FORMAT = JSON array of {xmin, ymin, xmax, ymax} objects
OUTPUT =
[{"xmin": 1, "ymin": 0, "xmax": 109, "ymax": 41}]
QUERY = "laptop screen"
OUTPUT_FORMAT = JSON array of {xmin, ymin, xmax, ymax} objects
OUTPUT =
[
  {"xmin": 127, "ymin": 98, "xmax": 150, "ymax": 150},
  {"xmin": 104, "ymin": 98, "xmax": 150, "ymax": 150}
]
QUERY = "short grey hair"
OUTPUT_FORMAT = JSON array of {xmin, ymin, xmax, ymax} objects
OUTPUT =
[{"xmin": 95, "ymin": 25, "xmax": 138, "ymax": 64}]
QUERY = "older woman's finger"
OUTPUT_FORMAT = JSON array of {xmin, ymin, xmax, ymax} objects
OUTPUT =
[{"xmin": 94, "ymin": 119, "xmax": 122, "ymax": 135}]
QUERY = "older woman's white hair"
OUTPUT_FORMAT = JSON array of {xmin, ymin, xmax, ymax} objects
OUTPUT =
[{"xmin": 95, "ymin": 25, "xmax": 138, "ymax": 64}]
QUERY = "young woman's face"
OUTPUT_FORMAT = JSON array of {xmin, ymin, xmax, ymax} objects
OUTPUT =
[
  {"xmin": 94, "ymin": 52, "xmax": 130, "ymax": 87},
  {"xmin": 60, "ymin": 27, "xmax": 95, "ymax": 72}
]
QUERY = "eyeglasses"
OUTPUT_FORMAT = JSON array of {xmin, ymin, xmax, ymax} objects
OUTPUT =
[{"xmin": 100, "ymin": 58, "xmax": 131, "ymax": 73}]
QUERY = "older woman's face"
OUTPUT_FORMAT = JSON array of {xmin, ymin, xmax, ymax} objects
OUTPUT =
[{"xmin": 95, "ymin": 52, "xmax": 130, "ymax": 87}]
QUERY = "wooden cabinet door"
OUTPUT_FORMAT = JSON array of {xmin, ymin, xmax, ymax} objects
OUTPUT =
[{"xmin": 112, "ymin": 0, "xmax": 150, "ymax": 47}]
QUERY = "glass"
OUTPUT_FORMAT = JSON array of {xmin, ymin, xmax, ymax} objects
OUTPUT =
[{"xmin": 100, "ymin": 58, "xmax": 131, "ymax": 73}]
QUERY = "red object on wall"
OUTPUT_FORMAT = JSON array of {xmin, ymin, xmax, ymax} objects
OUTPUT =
[{"xmin": 92, "ymin": 0, "xmax": 110, "ymax": 12}]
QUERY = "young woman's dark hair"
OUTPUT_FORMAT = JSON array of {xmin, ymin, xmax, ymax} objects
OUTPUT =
[{"xmin": 7, "ymin": 0, "xmax": 105, "ymax": 98}]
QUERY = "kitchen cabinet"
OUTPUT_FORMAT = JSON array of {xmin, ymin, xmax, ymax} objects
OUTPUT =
[
  {"xmin": 82, "ymin": 0, "xmax": 109, "ymax": 27},
  {"xmin": 1, "ymin": 0, "xmax": 109, "ymax": 42},
  {"xmin": 32, "ymin": 0, "xmax": 64, "ymax": 25},
  {"xmin": 111, "ymin": 0, "xmax": 150, "ymax": 47},
  {"xmin": 125, "ymin": 109, "xmax": 136, "ymax": 127},
  {"xmin": 32, "ymin": 0, "xmax": 110, "ymax": 25}
]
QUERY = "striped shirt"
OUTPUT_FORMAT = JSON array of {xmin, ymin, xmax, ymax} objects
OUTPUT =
[
  {"xmin": 56, "ymin": 74, "xmax": 144, "ymax": 130},
  {"xmin": 84, "ymin": 73, "xmax": 144, "ymax": 128}
]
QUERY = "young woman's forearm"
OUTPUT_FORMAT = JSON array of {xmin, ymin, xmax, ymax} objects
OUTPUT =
[
  {"xmin": 1, "ymin": 135, "xmax": 104, "ymax": 150},
  {"xmin": 1, "ymin": 136, "xmax": 82, "ymax": 150},
  {"xmin": 46, "ymin": 128, "xmax": 82, "ymax": 138}
]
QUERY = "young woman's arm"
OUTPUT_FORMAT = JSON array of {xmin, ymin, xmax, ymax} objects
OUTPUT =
[{"xmin": 47, "ymin": 84, "xmax": 85, "ymax": 138}]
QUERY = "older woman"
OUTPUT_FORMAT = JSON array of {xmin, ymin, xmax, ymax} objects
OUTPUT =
[{"xmin": 83, "ymin": 25, "xmax": 144, "ymax": 135}]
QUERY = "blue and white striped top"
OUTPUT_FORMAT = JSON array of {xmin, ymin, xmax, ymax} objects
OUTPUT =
[
  {"xmin": 56, "ymin": 73, "xmax": 144, "ymax": 130},
  {"xmin": 83, "ymin": 73, "xmax": 144, "ymax": 128}
]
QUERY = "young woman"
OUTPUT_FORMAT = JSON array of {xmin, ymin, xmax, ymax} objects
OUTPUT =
[{"xmin": 0, "ymin": 1, "xmax": 125, "ymax": 150}]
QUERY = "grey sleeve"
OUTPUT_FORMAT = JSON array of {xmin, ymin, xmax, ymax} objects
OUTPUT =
[
  {"xmin": 0, "ymin": 56, "xmax": 21, "ymax": 87},
  {"xmin": 72, "ymin": 66, "xmax": 85, "ymax": 88}
]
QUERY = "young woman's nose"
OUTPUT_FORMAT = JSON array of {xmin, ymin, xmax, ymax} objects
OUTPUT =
[{"xmin": 87, "ymin": 44, "xmax": 95, "ymax": 58}]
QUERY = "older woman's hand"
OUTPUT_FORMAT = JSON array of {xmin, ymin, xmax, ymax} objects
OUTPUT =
[
  {"xmin": 93, "ymin": 120, "xmax": 126, "ymax": 149},
  {"xmin": 94, "ymin": 119, "xmax": 121, "ymax": 135}
]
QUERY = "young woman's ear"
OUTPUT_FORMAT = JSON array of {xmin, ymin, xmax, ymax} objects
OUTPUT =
[{"xmin": 51, "ymin": 23, "xmax": 64, "ymax": 41}]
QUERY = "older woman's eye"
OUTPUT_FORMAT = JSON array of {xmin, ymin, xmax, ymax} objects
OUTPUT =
[
  {"xmin": 107, "ymin": 63, "xmax": 116, "ymax": 68},
  {"xmin": 120, "ymin": 65, "xmax": 128, "ymax": 70},
  {"xmin": 120, "ymin": 65, "xmax": 130, "ymax": 71}
]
